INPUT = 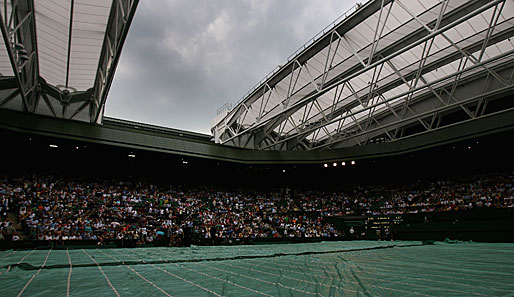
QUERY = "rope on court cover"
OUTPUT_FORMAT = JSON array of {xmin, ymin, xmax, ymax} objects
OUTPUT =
[
  {"xmin": 3, "ymin": 242, "xmax": 514, "ymax": 296},
  {"xmin": 0, "ymin": 250, "xmax": 16, "ymax": 276},
  {"xmin": 196, "ymin": 260, "xmax": 324, "ymax": 296},
  {"xmin": 96, "ymin": 250, "xmax": 175, "ymax": 296},
  {"xmin": 99, "ymin": 249, "xmax": 220, "ymax": 297},
  {"xmin": 1, "ymin": 249, "xmax": 35, "ymax": 276},
  {"xmin": 271, "ymin": 255, "xmax": 493, "ymax": 295},
  {"xmin": 0, "ymin": 250, "xmax": 16, "ymax": 259},
  {"xmin": 223, "ymin": 261, "xmax": 413, "ymax": 297},
  {"xmin": 119, "ymin": 248, "xmax": 274, "ymax": 297},
  {"xmin": 17, "ymin": 249, "xmax": 52, "ymax": 297},
  {"xmin": 82, "ymin": 249, "xmax": 121, "ymax": 297},
  {"xmin": 240, "ymin": 257, "xmax": 483, "ymax": 296}
]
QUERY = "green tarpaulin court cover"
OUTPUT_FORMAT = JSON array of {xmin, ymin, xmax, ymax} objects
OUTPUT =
[{"xmin": 1, "ymin": 241, "xmax": 513, "ymax": 296}]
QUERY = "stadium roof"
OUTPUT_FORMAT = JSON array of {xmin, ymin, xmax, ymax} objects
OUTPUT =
[
  {"xmin": 0, "ymin": 0, "xmax": 138, "ymax": 123},
  {"xmin": 212, "ymin": 0, "xmax": 514, "ymax": 150}
]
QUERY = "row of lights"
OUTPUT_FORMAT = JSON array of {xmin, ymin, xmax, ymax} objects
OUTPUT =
[
  {"xmin": 452, "ymin": 141, "xmax": 479, "ymax": 150},
  {"xmin": 49, "ymin": 144, "xmax": 84, "ymax": 150},
  {"xmin": 48, "ymin": 144, "xmax": 197, "ymax": 166},
  {"xmin": 50, "ymin": 144, "xmax": 140, "ymax": 158},
  {"xmin": 324, "ymin": 161, "xmax": 355, "ymax": 168},
  {"xmin": 48, "ymin": 139, "xmax": 482, "ymax": 165},
  {"xmin": 50, "ymin": 145, "xmax": 190, "ymax": 162},
  {"xmin": 128, "ymin": 155, "xmax": 193, "ymax": 164}
]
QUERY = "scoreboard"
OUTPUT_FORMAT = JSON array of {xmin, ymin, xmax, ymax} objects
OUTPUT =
[{"xmin": 365, "ymin": 215, "xmax": 403, "ymax": 230}]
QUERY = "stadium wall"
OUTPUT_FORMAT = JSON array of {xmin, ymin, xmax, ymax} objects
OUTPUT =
[{"xmin": 0, "ymin": 108, "xmax": 513, "ymax": 164}]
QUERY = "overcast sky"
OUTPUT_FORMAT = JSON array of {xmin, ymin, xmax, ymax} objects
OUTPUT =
[{"xmin": 105, "ymin": 0, "xmax": 358, "ymax": 134}]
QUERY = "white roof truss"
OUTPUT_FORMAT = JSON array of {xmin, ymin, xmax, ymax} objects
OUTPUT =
[
  {"xmin": 212, "ymin": 0, "xmax": 514, "ymax": 150},
  {"xmin": 0, "ymin": 0, "xmax": 139, "ymax": 123}
]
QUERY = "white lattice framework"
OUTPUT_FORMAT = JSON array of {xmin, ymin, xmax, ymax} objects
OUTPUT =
[
  {"xmin": 212, "ymin": 0, "xmax": 514, "ymax": 150},
  {"xmin": 0, "ymin": 0, "xmax": 138, "ymax": 123}
]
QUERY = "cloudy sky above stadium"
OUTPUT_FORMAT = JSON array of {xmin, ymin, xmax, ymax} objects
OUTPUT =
[{"xmin": 106, "ymin": 0, "xmax": 358, "ymax": 134}]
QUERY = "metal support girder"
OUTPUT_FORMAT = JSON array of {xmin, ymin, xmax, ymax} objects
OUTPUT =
[
  {"xmin": 0, "ymin": 1, "xmax": 96, "ymax": 121},
  {"xmin": 217, "ymin": 0, "xmax": 396, "ymax": 132},
  {"xmin": 247, "ymin": 1, "xmax": 393, "ymax": 141},
  {"xmin": 297, "ymin": 18, "xmax": 514, "ymax": 148},
  {"xmin": 321, "ymin": 82, "xmax": 514, "ymax": 150},
  {"xmin": 397, "ymin": 0, "xmax": 508, "ymax": 89},
  {"xmin": 0, "ymin": 88, "xmax": 19, "ymax": 107},
  {"xmin": 91, "ymin": 0, "xmax": 139, "ymax": 124},
  {"xmin": 274, "ymin": 2, "xmax": 512, "ymax": 149},
  {"xmin": 390, "ymin": 0, "xmax": 450, "ymax": 137},
  {"xmin": 0, "ymin": 0, "xmax": 39, "ymax": 112},
  {"xmin": 367, "ymin": 0, "xmax": 391, "ymax": 66},
  {"xmin": 217, "ymin": 0, "xmax": 503, "ymax": 148},
  {"xmin": 273, "ymin": 48, "xmax": 514, "ymax": 150},
  {"xmin": 264, "ymin": 1, "xmax": 510, "ymax": 149},
  {"xmin": 312, "ymin": 62, "xmax": 514, "ymax": 150},
  {"xmin": 0, "ymin": 76, "xmax": 17, "ymax": 90},
  {"xmin": 257, "ymin": 83, "xmax": 273, "ymax": 123},
  {"xmin": 303, "ymin": 1, "xmax": 505, "ymax": 146},
  {"xmin": 215, "ymin": 0, "xmax": 489, "ymax": 144}
]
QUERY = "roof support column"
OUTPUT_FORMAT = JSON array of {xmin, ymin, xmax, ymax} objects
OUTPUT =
[
  {"xmin": 0, "ymin": 0, "xmax": 39, "ymax": 113},
  {"xmin": 91, "ymin": 0, "xmax": 139, "ymax": 124}
]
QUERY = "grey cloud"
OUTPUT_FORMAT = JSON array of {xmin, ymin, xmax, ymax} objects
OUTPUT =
[{"xmin": 106, "ymin": 0, "xmax": 358, "ymax": 134}]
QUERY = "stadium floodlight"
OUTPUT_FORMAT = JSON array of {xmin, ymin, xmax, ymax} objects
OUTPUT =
[
  {"xmin": 128, "ymin": 154, "xmax": 136, "ymax": 158},
  {"xmin": 49, "ymin": 144, "xmax": 58, "ymax": 148},
  {"xmin": 324, "ymin": 163, "xmax": 328, "ymax": 168},
  {"xmin": 342, "ymin": 162, "xmax": 346, "ymax": 166},
  {"xmin": 351, "ymin": 161, "xmax": 356, "ymax": 165},
  {"xmin": 333, "ymin": 163, "xmax": 337, "ymax": 167}
]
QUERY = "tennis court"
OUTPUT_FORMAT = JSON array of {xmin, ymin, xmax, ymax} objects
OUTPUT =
[{"xmin": 1, "ymin": 241, "xmax": 513, "ymax": 296}]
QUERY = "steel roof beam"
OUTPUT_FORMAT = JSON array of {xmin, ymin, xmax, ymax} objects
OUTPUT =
[
  {"xmin": 311, "ymin": 55, "xmax": 514, "ymax": 149},
  {"xmin": 266, "ymin": 45, "xmax": 514, "ymax": 150},
  {"xmin": 220, "ymin": 0, "xmax": 396, "ymax": 129},
  {"xmin": 315, "ymin": 65, "xmax": 514, "ymax": 150},
  {"xmin": 273, "ymin": 0, "xmax": 505, "ymax": 147},
  {"xmin": 256, "ymin": 1, "xmax": 510, "ymax": 149},
  {"xmin": 224, "ymin": 0, "xmax": 486, "ymax": 131},
  {"xmin": 90, "ymin": 0, "xmax": 139, "ymax": 124},
  {"xmin": 0, "ymin": 0, "xmax": 39, "ymax": 113},
  {"xmin": 292, "ymin": 25, "xmax": 514, "ymax": 147},
  {"xmin": 218, "ymin": 0, "xmax": 501, "ymax": 147}
]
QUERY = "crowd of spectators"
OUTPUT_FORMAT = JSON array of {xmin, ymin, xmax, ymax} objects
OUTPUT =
[
  {"xmin": 0, "ymin": 171, "xmax": 512, "ymax": 246},
  {"xmin": 316, "ymin": 172, "xmax": 514, "ymax": 216},
  {"xmin": 0, "ymin": 175, "xmax": 342, "ymax": 245}
]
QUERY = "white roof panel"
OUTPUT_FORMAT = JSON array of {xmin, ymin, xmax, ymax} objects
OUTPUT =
[{"xmin": 36, "ymin": 0, "xmax": 111, "ymax": 91}]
